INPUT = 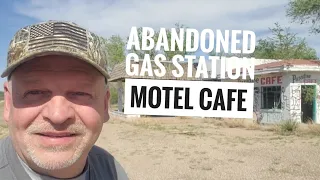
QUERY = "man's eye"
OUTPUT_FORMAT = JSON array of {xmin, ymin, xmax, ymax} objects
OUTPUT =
[
  {"xmin": 26, "ymin": 90, "xmax": 46, "ymax": 96},
  {"xmin": 23, "ymin": 90, "xmax": 50, "ymax": 100},
  {"xmin": 72, "ymin": 92, "xmax": 90, "ymax": 96}
]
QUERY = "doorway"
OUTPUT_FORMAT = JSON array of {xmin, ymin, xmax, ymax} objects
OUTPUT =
[{"xmin": 301, "ymin": 85, "xmax": 316, "ymax": 123}]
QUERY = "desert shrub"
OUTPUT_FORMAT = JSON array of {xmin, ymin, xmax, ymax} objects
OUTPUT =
[{"xmin": 278, "ymin": 119, "xmax": 298, "ymax": 135}]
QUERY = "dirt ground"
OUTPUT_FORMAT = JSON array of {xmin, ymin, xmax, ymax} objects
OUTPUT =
[{"xmin": 95, "ymin": 116, "xmax": 320, "ymax": 180}]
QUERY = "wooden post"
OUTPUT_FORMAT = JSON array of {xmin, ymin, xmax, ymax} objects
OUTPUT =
[{"xmin": 117, "ymin": 80, "xmax": 124, "ymax": 112}]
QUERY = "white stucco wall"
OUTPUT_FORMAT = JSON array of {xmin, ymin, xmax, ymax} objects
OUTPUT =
[
  {"xmin": 285, "ymin": 72, "xmax": 320, "ymax": 124},
  {"xmin": 225, "ymin": 71, "xmax": 320, "ymax": 124}
]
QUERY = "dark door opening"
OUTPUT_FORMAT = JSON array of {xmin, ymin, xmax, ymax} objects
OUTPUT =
[{"xmin": 301, "ymin": 85, "xmax": 316, "ymax": 123}]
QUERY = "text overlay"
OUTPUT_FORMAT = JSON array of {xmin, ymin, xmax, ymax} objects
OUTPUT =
[{"xmin": 124, "ymin": 79, "xmax": 254, "ymax": 118}]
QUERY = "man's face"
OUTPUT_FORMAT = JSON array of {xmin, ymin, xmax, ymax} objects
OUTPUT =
[{"xmin": 3, "ymin": 55, "xmax": 110, "ymax": 171}]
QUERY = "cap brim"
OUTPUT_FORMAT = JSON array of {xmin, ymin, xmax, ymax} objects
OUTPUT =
[{"xmin": 1, "ymin": 50, "xmax": 110, "ymax": 79}]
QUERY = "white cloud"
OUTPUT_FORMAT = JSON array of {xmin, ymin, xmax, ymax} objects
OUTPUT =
[{"xmin": 13, "ymin": 0, "xmax": 320, "ymax": 56}]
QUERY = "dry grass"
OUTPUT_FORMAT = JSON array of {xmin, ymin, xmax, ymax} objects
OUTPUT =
[
  {"xmin": 224, "ymin": 119, "xmax": 250, "ymax": 128},
  {"xmin": 204, "ymin": 117, "xmax": 320, "ymax": 137},
  {"xmin": 131, "ymin": 119, "xmax": 166, "ymax": 131},
  {"xmin": 132, "ymin": 117, "xmax": 259, "ymax": 133},
  {"xmin": 296, "ymin": 123, "xmax": 320, "ymax": 136},
  {"xmin": 203, "ymin": 118, "xmax": 263, "ymax": 130},
  {"xmin": 111, "ymin": 116, "xmax": 208, "ymax": 136},
  {"xmin": 263, "ymin": 120, "xmax": 320, "ymax": 137},
  {"xmin": 111, "ymin": 115, "xmax": 320, "ymax": 138},
  {"xmin": 306, "ymin": 124, "xmax": 320, "ymax": 135}
]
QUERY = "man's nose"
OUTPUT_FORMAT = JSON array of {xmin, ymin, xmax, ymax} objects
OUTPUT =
[{"xmin": 42, "ymin": 95, "xmax": 75, "ymax": 124}]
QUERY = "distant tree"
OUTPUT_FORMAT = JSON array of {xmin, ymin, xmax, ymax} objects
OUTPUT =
[
  {"xmin": 253, "ymin": 23, "xmax": 318, "ymax": 60},
  {"xmin": 106, "ymin": 35, "xmax": 126, "ymax": 70},
  {"xmin": 286, "ymin": 0, "xmax": 320, "ymax": 34}
]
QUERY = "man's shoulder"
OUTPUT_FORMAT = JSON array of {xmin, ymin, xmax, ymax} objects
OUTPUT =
[
  {"xmin": 89, "ymin": 145, "xmax": 114, "ymax": 158},
  {"xmin": 88, "ymin": 145, "xmax": 128, "ymax": 180},
  {"xmin": 0, "ymin": 136, "xmax": 10, "ymax": 168},
  {"xmin": 88, "ymin": 145, "xmax": 117, "ymax": 166},
  {"xmin": 0, "ymin": 136, "xmax": 16, "ymax": 180}
]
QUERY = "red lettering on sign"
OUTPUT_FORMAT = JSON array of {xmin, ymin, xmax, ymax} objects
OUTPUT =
[
  {"xmin": 272, "ymin": 76, "xmax": 276, "ymax": 84},
  {"xmin": 266, "ymin": 77, "xmax": 271, "ymax": 84},
  {"xmin": 304, "ymin": 79, "xmax": 317, "ymax": 83},
  {"xmin": 259, "ymin": 76, "xmax": 282, "ymax": 85},
  {"xmin": 277, "ymin": 76, "xmax": 282, "ymax": 84}
]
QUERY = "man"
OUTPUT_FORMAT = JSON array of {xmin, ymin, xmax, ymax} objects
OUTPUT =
[{"xmin": 0, "ymin": 20, "xmax": 129, "ymax": 180}]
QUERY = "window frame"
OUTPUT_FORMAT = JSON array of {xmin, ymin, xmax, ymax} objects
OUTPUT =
[{"xmin": 261, "ymin": 86, "xmax": 282, "ymax": 109}]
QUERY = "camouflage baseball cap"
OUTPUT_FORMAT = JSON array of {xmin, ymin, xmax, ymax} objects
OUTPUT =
[{"xmin": 1, "ymin": 20, "xmax": 110, "ymax": 79}]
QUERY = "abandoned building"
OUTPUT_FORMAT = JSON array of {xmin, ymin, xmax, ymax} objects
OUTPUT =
[{"xmin": 227, "ymin": 59, "xmax": 320, "ymax": 124}]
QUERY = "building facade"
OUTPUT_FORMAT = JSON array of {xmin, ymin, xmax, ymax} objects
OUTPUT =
[{"xmin": 227, "ymin": 60, "xmax": 320, "ymax": 124}]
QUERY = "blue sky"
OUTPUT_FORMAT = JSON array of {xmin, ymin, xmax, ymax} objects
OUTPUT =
[{"xmin": 0, "ymin": 0, "xmax": 319, "ymax": 87}]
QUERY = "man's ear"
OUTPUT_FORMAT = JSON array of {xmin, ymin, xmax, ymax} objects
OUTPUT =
[
  {"xmin": 3, "ymin": 81, "xmax": 11, "ymax": 124},
  {"xmin": 103, "ymin": 88, "xmax": 111, "ymax": 123}
]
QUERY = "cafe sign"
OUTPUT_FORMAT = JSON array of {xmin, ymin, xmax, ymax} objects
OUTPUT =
[{"xmin": 237, "ymin": 75, "xmax": 282, "ymax": 85}]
